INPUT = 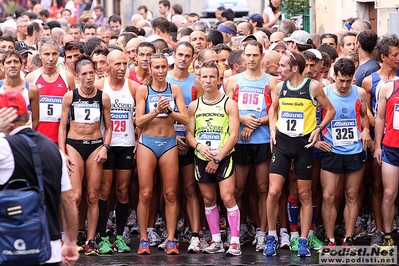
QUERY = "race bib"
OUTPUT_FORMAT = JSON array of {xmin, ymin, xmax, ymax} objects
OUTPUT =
[
  {"xmin": 279, "ymin": 111, "xmax": 304, "ymax": 137},
  {"xmin": 148, "ymin": 94, "xmax": 175, "ymax": 118},
  {"xmin": 197, "ymin": 132, "xmax": 221, "ymax": 158},
  {"xmin": 111, "ymin": 112, "xmax": 129, "ymax": 133},
  {"xmin": 39, "ymin": 96, "xmax": 62, "ymax": 122},
  {"xmin": 74, "ymin": 103, "xmax": 101, "ymax": 123},
  {"xmin": 174, "ymin": 123, "xmax": 186, "ymax": 136},
  {"xmin": 331, "ymin": 119, "xmax": 357, "ymax": 146},
  {"xmin": 394, "ymin": 104, "xmax": 399, "ymax": 130},
  {"xmin": 237, "ymin": 86, "xmax": 264, "ymax": 111}
]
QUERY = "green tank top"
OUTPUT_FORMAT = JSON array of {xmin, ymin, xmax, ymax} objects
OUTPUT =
[{"xmin": 194, "ymin": 95, "xmax": 232, "ymax": 160}]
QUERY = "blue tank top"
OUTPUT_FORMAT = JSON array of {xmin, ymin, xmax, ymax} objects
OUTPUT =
[
  {"xmin": 233, "ymin": 73, "xmax": 272, "ymax": 144},
  {"xmin": 323, "ymin": 84, "xmax": 363, "ymax": 155},
  {"xmin": 145, "ymin": 82, "xmax": 176, "ymax": 118},
  {"xmin": 166, "ymin": 73, "xmax": 196, "ymax": 137}
]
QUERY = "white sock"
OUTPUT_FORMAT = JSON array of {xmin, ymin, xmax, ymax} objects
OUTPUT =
[{"xmin": 291, "ymin": 231, "xmax": 299, "ymax": 239}]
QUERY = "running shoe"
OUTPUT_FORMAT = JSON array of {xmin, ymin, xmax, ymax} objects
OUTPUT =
[
  {"xmin": 137, "ymin": 239, "xmax": 151, "ymax": 255},
  {"xmin": 148, "ymin": 229, "xmax": 161, "ymax": 247},
  {"xmin": 321, "ymin": 238, "xmax": 337, "ymax": 254},
  {"xmin": 370, "ymin": 230, "xmax": 384, "ymax": 247},
  {"xmin": 342, "ymin": 237, "xmax": 356, "ymax": 252},
  {"xmin": 226, "ymin": 242, "xmax": 241, "ymax": 256},
  {"xmin": 187, "ymin": 236, "xmax": 201, "ymax": 254},
  {"xmin": 308, "ymin": 234, "xmax": 324, "ymax": 250},
  {"xmin": 158, "ymin": 238, "xmax": 180, "ymax": 250},
  {"xmin": 255, "ymin": 235, "xmax": 266, "ymax": 252},
  {"xmin": 239, "ymin": 230, "xmax": 252, "ymax": 246},
  {"xmin": 223, "ymin": 228, "xmax": 231, "ymax": 249},
  {"xmin": 290, "ymin": 236, "xmax": 299, "ymax": 251},
  {"xmin": 114, "ymin": 235, "xmax": 131, "ymax": 253},
  {"xmin": 77, "ymin": 231, "xmax": 87, "ymax": 247},
  {"xmin": 279, "ymin": 231, "xmax": 290, "ymax": 249},
  {"xmin": 76, "ymin": 245, "xmax": 84, "ymax": 253},
  {"xmin": 182, "ymin": 227, "xmax": 192, "ymax": 243},
  {"xmin": 165, "ymin": 239, "xmax": 179, "ymax": 255},
  {"xmin": 202, "ymin": 240, "xmax": 225, "ymax": 254},
  {"xmin": 98, "ymin": 236, "xmax": 113, "ymax": 254},
  {"xmin": 263, "ymin": 235, "xmax": 277, "ymax": 257},
  {"xmin": 298, "ymin": 238, "xmax": 311, "ymax": 257},
  {"xmin": 84, "ymin": 239, "xmax": 99, "ymax": 256}
]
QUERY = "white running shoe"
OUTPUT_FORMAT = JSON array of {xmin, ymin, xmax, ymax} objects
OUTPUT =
[{"xmin": 187, "ymin": 236, "xmax": 201, "ymax": 254}]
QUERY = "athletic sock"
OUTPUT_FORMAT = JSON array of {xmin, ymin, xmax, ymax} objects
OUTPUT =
[
  {"xmin": 227, "ymin": 205, "xmax": 240, "ymax": 238},
  {"xmin": 205, "ymin": 205, "xmax": 220, "ymax": 236},
  {"xmin": 269, "ymin": 230, "xmax": 278, "ymax": 241},
  {"xmin": 97, "ymin": 199, "xmax": 108, "ymax": 237},
  {"xmin": 115, "ymin": 201, "xmax": 129, "ymax": 236},
  {"xmin": 287, "ymin": 197, "xmax": 300, "ymax": 232}
]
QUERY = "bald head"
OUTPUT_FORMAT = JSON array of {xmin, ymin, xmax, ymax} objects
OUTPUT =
[
  {"xmin": 172, "ymin": 15, "xmax": 187, "ymax": 28},
  {"xmin": 33, "ymin": 4, "xmax": 44, "ymax": 16},
  {"xmin": 263, "ymin": 50, "xmax": 280, "ymax": 76},
  {"xmin": 270, "ymin": 31, "xmax": 285, "ymax": 44},
  {"xmin": 136, "ymin": 19, "xmax": 151, "ymax": 28},
  {"xmin": 51, "ymin": 28, "xmax": 66, "ymax": 45},
  {"xmin": 130, "ymin": 14, "xmax": 144, "ymax": 26},
  {"xmin": 125, "ymin": 37, "xmax": 143, "ymax": 63},
  {"xmin": 107, "ymin": 50, "xmax": 128, "ymax": 64}
]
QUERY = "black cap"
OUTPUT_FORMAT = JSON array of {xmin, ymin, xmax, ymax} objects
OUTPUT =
[{"xmin": 15, "ymin": 41, "xmax": 32, "ymax": 55}]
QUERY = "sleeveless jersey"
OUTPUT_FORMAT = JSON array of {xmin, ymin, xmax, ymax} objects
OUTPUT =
[
  {"xmin": 0, "ymin": 81, "xmax": 32, "ymax": 127},
  {"xmin": 128, "ymin": 69, "xmax": 143, "ymax": 85},
  {"xmin": 322, "ymin": 84, "xmax": 363, "ymax": 154},
  {"xmin": 145, "ymin": 83, "xmax": 176, "ymax": 118},
  {"xmin": 166, "ymin": 72, "xmax": 197, "ymax": 137},
  {"xmin": 232, "ymin": 73, "xmax": 272, "ymax": 144},
  {"xmin": 103, "ymin": 78, "xmax": 135, "ymax": 146},
  {"xmin": 33, "ymin": 68, "xmax": 69, "ymax": 142},
  {"xmin": 277, "ymin": 78, "xmax": 317, "ymax": 137},
  {"xmin": 194, "ymin": 95, "xmax": 232, "ymax": 160},
  {"xmin": 69, "ymin": 89, "xmax": 103, "ymax": 124},
  {"xmin": 370, "ymin": 69, "xmax": 399, "ymax": 117},
  {"xmin": 382, "ymin": 80, "xmax": 399, "ymax": 148}
]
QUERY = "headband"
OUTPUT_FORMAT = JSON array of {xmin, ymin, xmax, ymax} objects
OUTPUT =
[{"xmin": 217, "ymin": 24, "xmax": 237, "ymax": 35}]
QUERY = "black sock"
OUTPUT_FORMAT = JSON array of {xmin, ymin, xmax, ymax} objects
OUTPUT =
[
  {"xmin": 116, "ymin": 201, "xmax": 129, "ymax": 236},
  {"xmin": 97, "ymin": 200, "xmax": 108, "ymax": 237},
  {"xmin": 192, "ymin": 232, "xmax": 199, "ymax": 238},
  {"xmin": 385, "ymin": 232, "xmax": 392, "ymax": 236}
]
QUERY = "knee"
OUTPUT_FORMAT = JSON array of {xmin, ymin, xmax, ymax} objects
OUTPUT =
[
  {"xmin": 116, "ymin": 187, "xmax": 129, "ymax": 203},
  {"xmin": 322, "ymin": 192, "xmax": 335, "ymax": 207},
  {"xmin": 383, "ymin": 189, "xmax": 397, "ymax": 203},
  {"xmin": 257, "ymin": 182, "xmax": 269, "ymax": 199},
  {"xmin": 72, "ymin": 190, "xmax": 82, "ymax": 206},
  {"xmin": 345, "ymin": 189, "xmax": 359, "ymax": 203},
  {"xmin": 222, "ymin": 193, "xmax": 236, "ymax": 208},
  {"xmin": 86, "ymin": 189, "xmax": 99, "ymax": 205},
  {"xmin": 164, "ymin": 190, "xmax": 177, "ymax": 204},
  {"xmin": 298, "ymin": 189, "xmax": 312, "ymax": 204},
  {"xmin": 139, "ymin": 189, "xmax": 153, "ymax": 204},
  {"xmin": 268, "ymin": 188, "xmax": 282, "ymax": 203},
  {"xmin": 99, "ymin": 184, "xmax": 112, "ymax": 201},
  {"xmin": 184, "ymin": 183, "xmax": 198, "ymax": 199}
]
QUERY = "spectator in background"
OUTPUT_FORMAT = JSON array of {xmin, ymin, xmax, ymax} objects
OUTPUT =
[
  {"xmin": 245, "ymin": 13, "xmax": 264, "ymax": 31},
  {"xmin": 39, "ymin": 9, "xmax": 50, "ymax": 24},
  {"xmin": 25, "ymin": 21, "xmax": 42, "ymax": 47},
  {"xmin": 109, "ymin": 14, "xmax": 123, "ymax": 36},
  {"xmin": 16, "ymin": 17, "xmax": 29, "ymax": 41},
  {"xmin": 68, "ymin": 24, "xmax": 82, "ymax": 42},
  {"xmin": 187, "ymin": 13, "xmax": 200, "ymax": 26},
  {"xmin": 221, "ymin": 8, "xmax": 235, "ymax": 22},
  {"xmin": 83, "ymin": 23, "xmax": 98, "ymax": 43},
  {"xmin": 138, "ymin": 5, "xmax": 153, "ymax": 21},
  {"xmin": 49, "ymin": 0, "xmax": 63, "ymax": 19},
  {"xmin": 171, "ymin": 3, "xmax": 182, "ymax": 15},
  {"xmin": 60, "ymin": 8, "xmax": 73, "ymax": 25},
  {"xmin": 158, "ymin": 0, "xmax": 171, "ymax": 21},
  {"xmin": 93, "ymin": 5, "xmax": 106, "ymax": 25},
  {"xmin": 215, "ymin": 6, "xmax": 225, "ymax": 22},
  {"xmin": 263, "ymin": 0, "xmax": 281, "ymax": 28}
]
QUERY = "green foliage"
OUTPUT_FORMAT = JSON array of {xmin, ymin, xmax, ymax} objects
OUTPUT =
[{"xmin": 282, "ymin": 0, "xmax": 310, "ymax": 16}]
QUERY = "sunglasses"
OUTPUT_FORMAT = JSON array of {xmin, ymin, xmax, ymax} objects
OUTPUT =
[{"xmin": 284, "ymin": 50, "xmax": 298, "ymax": 66}]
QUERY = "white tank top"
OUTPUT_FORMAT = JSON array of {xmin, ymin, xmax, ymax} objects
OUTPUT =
[{"xmin": 103, "ymin": 78, "xmax": 136, "ymax": 146}]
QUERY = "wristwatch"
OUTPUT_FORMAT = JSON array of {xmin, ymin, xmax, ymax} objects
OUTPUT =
[
  {"xmin": 213, "ymin": 158, "xmax": 220, "ymax": 164},
  {"xmin": 102, "ymin": 144, "xmax": 111, "ymax": 151}
]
